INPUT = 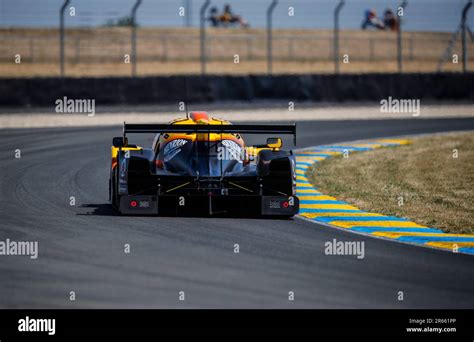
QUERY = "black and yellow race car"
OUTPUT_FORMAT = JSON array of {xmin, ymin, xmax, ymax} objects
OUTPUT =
[{"xmin": 109, "ymin": 112, "xmax": 299, "ymax": 217}]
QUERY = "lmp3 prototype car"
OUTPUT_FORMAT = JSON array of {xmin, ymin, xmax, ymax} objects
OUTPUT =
[{"xmin": 109, "ymin": 112, "xmax": 299, "ymax": 217}]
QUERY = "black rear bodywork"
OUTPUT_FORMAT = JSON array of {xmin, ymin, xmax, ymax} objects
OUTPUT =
[{"xmin": 109, "ymin": 123, "xmax": 299, "ymax": 217}]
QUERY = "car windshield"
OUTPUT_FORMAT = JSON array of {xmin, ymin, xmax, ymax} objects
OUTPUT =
[{"xmin": 159, "ymin": 139, "xmax": 246, "ymax": 177}]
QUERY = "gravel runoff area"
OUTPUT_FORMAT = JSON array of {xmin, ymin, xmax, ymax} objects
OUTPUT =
[{"xmin": 1, "ymin": 102, "xmax": 473, "ymax": 129}]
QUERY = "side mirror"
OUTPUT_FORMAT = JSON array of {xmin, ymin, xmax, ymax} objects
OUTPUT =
[
  {"xmin": 266, "ymin": 137, "xmax": 282, "ymax": 149},
  {"xmin": 113, "ymin": 137, "xmax": 125, "ymax": 148}
]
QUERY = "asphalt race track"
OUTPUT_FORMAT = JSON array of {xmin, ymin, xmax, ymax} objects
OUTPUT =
[{"xmin": 1, "ymin": 118, "xmax": 474, "ymax": 308}]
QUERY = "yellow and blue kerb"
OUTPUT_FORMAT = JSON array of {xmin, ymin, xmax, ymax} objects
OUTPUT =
[{"xmin": 295, "ymin": 139, "xmax": 474, "ymax": 255}]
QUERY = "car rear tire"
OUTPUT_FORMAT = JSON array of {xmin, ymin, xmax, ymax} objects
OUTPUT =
[{"xmin": 111, "ymin": 167, "xmax": 121, "ymax": 212}]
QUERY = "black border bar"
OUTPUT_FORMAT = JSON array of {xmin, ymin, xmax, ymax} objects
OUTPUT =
[{"xmin": 1, "ymin": 309, "xmax": 473, "ymax": 338}]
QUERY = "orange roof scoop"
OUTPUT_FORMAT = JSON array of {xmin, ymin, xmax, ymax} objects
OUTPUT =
[{"xmin": 190, "ymin": 111, "xmax": 209, "ymax": 124}]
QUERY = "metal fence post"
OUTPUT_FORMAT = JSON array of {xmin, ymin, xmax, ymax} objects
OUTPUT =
[
  {"xmin": 29, "ymin": 38, "xmax": 35, "ymax": 63},
  {"xmin": 288, "ymin": 37, "xmax": 294, "ymax": 60},
  {"xmin": 267, "ymin": 0, "xmax": 278, "ymax": 75},
  {"xmin": 397, "ymin": 0, "xmax": 408, "ymax": 73},
  {"xmin": 369, "ymin": 38, "xmax": 374, "ymax": 62},
  {"xmin": 409, "ymin": 34, "xmax": 414, "ymax": 60},
  {"xmin": 334, "ymin": 0, "xmax": 345, "ymax": 74},
  {"xmin": 462, "ymin": 0, "xmax": 473, "ymax": 73},
  {"xmin": 131, "ymin": 0, "xmax": 142, "ymax": 77},
  {"xmin": 59, "ymin": 0, "xmax": 70, "ymax": 76},
  {"xmin": 75, "ymin": 37, "xmax": 80, "ymax": 64},
  {"xmin": 184, "ymin": 0, "xmax": 192, "ymax": 27},
  {"xmin": 161, "ymin": 36, "xmax": 168, "ymax": 62},
  {"xmin": 247, "ymin": 36, "xmax": 253, "ymax": 60},
  {"xmin": 200, "ymin": 0, "xmax": 210, "ymax": 75}
]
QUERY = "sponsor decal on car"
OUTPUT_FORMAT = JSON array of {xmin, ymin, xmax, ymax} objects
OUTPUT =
[
  {"xmin": 219, "ymin": 139, "xmax": 244, "ymax": 162},
  {"xmin": 269, "ymin": 197, "xmax": 294, "ymax": 209},
  {"xmin": 269, "ymin": 200, "xmax": 282, "ymax": 209},
  {"xmin": 163, "ymin": 139, "xmax": 188, "ymax": 162}
]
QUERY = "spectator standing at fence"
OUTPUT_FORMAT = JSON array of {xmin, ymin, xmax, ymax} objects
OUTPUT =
[
  {"xmin": 361, "ymin": 9, "xmax": 385, "ymax": 30},
  {"xmin": 383, "ymin": 9, "xmax": 399, "ymax": 31},
  {"xmin": 219, "ymin": 4, "xmax": 249, "ymax": 28},
  {"xmin": 208, "ymin": 7, "xmax": 220, "ymax": 27}
]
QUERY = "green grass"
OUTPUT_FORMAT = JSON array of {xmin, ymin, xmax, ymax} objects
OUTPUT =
[{"xmin": 307, "ymin": 132, "xmax": 474, "ymax": 234}]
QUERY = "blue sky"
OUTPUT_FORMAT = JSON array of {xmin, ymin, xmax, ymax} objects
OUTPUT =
[{"xmin": 0, "ymin": 0, "xmax": 472, "ymax": 32}]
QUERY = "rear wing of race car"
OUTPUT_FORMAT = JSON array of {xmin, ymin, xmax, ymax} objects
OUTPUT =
[{"xmin": 123, "ymin": 122, "xmax": 297, "ymax": 145}]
